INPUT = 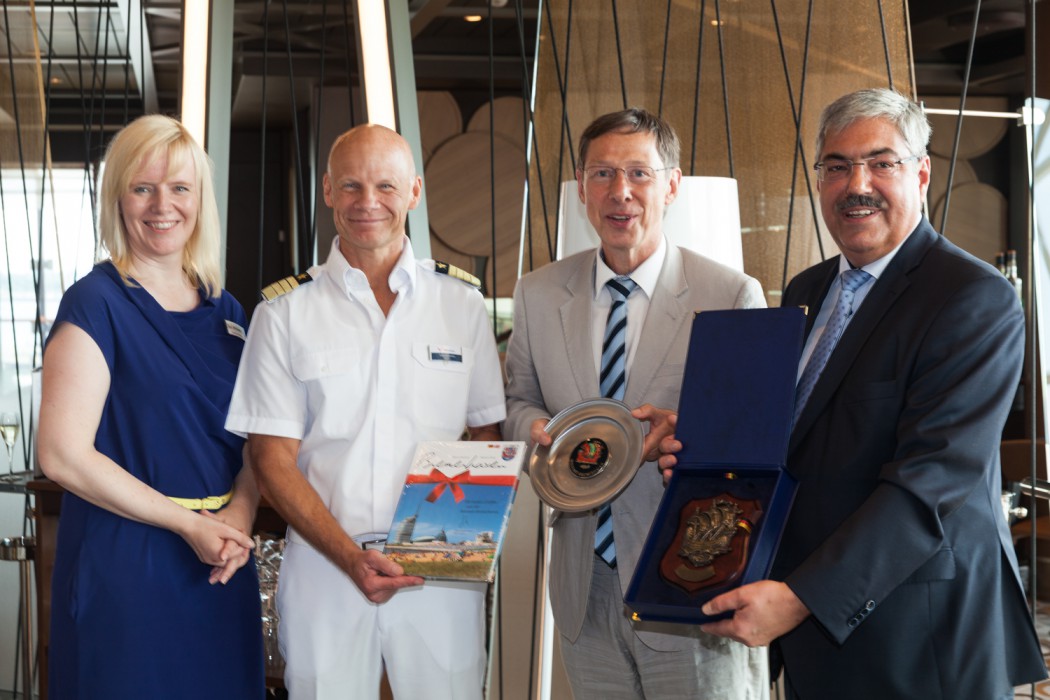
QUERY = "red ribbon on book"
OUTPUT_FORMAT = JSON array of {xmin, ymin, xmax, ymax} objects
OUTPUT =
[{"xmin": 407, "ymin": 469, "xmax": 519, "ymax": 504}]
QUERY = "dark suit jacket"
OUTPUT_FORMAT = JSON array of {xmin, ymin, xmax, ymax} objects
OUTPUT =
[{"xmin": 774, "ymin": 220, "xmax": 1046, "ymax": 698}]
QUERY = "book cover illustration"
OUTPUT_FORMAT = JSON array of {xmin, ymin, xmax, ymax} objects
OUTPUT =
[{"xmin": 383, "ymin": 441, "xmax": 526, "ymax": 582}]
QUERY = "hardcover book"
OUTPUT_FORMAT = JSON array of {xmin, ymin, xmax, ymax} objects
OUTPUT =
[{"xmin": 382, "ymin": 441, "xmax": 526, "ymax": 582}]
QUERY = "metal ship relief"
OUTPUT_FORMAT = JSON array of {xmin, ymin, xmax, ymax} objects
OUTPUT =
[{"xmin": 659, "ymin": 494, "xmax": 763, "ymax": 594}]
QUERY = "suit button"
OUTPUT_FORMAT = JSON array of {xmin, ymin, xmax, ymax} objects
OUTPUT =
[
  {"xmin": 847, "ymin": 618, "xmax": 858, "ymax": 628},
  {"xmin": 865, "ymin": 600, "xmax": 876, "ymax": 611}
]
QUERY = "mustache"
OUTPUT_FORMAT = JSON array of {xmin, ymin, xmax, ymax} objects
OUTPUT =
[{"xmin": 837, "ymin": 194, "xmax": 884, "ymax": 212}]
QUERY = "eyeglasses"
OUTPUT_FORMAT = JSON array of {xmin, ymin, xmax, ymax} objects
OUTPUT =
[
  {"xmin": 582, "ymin": 165, "xmax": 672, "ymax": 185},
  {"xmin": 813, "ymin": 155, "xmax": 923, "ymax": 183}
]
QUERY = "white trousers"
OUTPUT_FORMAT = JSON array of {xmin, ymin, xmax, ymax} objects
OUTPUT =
[{"xmin": 278, "ymin": 539, "xmax": 487, "ymax": 700}]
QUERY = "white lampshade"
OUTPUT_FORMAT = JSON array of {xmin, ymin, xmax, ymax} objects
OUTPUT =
[{"xmin": 555, "ymin": 176, "xmax": 745, "ymax": 272}]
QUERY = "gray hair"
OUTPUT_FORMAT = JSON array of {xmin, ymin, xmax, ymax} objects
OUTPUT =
[{"xmin": 816, "ymin": 88, "xmax": 931, "ymax": 158}]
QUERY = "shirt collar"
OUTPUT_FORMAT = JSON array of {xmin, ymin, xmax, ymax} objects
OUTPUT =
[
  {"xmin": 593, "ymin": 236, "xmax": 667, "ymax": 300},
  {"xmin": 837, "ymin": 232, "xmax": 910, "ymax": 280},
  {"xmin": 326, "ymin": 235, "xmax": 416, "ymax": 297}
]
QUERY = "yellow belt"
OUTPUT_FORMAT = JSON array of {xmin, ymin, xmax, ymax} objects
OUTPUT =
[{"xmin": 169, "ymin": 490, "xmax": 233, "ymax": 511}]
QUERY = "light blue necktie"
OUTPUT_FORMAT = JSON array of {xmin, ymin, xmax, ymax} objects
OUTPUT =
[
  {"xmin": 793, "ymin": 268, "xmax": 872, "ymax": 426},
  {"xmin": 594, "ymin": 276, "xmax": 637, "ymax": 567}
]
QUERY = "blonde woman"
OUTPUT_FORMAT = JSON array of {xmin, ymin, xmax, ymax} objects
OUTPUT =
[{"xmin": 39, "ymin": 115, "xmax": 264, "ymax": 698}]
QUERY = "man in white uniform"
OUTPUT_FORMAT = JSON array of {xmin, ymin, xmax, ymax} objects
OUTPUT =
[{"xmin": 226, "ymin": 124, "xmax": 505, "ymax": 699}]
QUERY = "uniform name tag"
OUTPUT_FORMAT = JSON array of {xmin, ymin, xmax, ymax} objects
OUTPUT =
[
  {"xmin": 429, "ymin": 345, "xmax": 463, "ymax": 363},
  {"xmin": 225, "ymin": 320, "xmax": 246, "ymax": 341}
]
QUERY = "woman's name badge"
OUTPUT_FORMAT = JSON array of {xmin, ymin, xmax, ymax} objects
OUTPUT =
[{"xmin": 225, "ymin": 320, "xmax": 246, "ymax": 341}]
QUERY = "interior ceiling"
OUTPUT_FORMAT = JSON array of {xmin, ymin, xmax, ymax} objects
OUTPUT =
[
  {"xmin": 910, "ymin": 0, "xmax": 1036, "ymax": 96},
  {"xmin": 0, "ymin": 0, "xmax": 1040, "ymax": 140}
]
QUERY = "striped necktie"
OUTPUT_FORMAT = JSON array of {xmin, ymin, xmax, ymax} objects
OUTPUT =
[
  {"xmin": 594, "ymin": 275, "xmax": 637, "ymax": 567},
  {"xmin": 793, "ymin": 268, "xmax": 872, "ymax": 425}
]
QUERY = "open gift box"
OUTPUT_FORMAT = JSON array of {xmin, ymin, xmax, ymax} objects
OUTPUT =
[{"xmin": 624, "ymin": 306, "xmax": 805, "ymax": 624}]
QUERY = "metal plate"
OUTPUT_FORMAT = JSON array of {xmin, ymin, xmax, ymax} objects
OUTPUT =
[{"xmin": 529, "ymin": 398, "xmax": 644, "ymax": 512}]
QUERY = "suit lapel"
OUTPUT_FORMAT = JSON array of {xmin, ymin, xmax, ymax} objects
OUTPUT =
[
  {"xmin": 623, "ymin": 244, "xmax": 688, "ymax": 407},
  {"xmin": 560, "ymin": 252, "xmax": 602, "ymax": 400},
  {"xmin": 789, "ymin": 223, "xmax": 937, "ymax": 453},
  {"xmin": 801, "ymin": 264, "xmax": 839, "ymax": 341}
]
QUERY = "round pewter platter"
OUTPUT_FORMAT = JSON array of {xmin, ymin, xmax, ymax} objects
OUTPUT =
[{"xmin": 529, "ymin": 397, "xmax": 644, "ymax": 512}]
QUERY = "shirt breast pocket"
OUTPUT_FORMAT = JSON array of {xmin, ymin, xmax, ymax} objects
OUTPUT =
[
  {"xmin": 412, "ymin": 342, "xmax": 472, "ymax": 435},
  {"xmin": 290, "ymin": 345, "xmax": 370, "ymax": 435}
]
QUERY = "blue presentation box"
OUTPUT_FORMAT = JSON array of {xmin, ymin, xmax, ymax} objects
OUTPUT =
[{"xmin": 624, "ymin": 306, "xmax": 805, "ymax": 625}]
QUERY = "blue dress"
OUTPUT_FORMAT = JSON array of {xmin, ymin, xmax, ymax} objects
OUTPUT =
[{"xmin": 47, "ymin": 262, "xmax": 264, "ymax": 699}]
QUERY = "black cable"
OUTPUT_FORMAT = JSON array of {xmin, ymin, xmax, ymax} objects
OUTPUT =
[
  {"xmin": 310, "ymin": 0, "xmax": 330, "ymax": 248},
  {"xmin": 488, "ymin": 0, "xmax": 498, "ymax": 334},
  {"xmin": 528, "ymin": 127, "xmax": 555, "ymax": 265},
  {"xmin": 544, "ymin": 0, "xmax": 575, "ymax": 174},
  {"xmin": 257, "ymin": 0, "xmax": 272, "ymax": 293},
  {"xmin": 657, "ymin": 0, "xmax": 672, "ymax": 117},
  {"xmin": 771, "ymin": 0, "xmax": 799, "ymax": 292},
  {"xmin": 1, "ymin": 0, "xmax": 38, "ymax": 474},
  {"xmin": 488, "ymin": 4, "xmax": 502, "ymax": 682},
  {"xmin": 341, "ymin": 0, "xmax": 356, "ymax": 124},
  {"xmin": 28, "ymin": 0, "xmax": 60, "ymax": 475},
  {"xmin": 85, "ymin": 0, "xmax": 106, "ymax": 164},
  {"xmin": 282, "ymin": 0, "xmax": 311, "ymax": 267},
  {"xmin": 123, "ymin": 0, "xmax": 133, "ymax": 125},
  {"xmin": 611, "ymin": 0, "xmax": 627, "ymax": 109},
  {"xmin": 1025, "ymin": 0, "xmax": 1039, "ymax": 628},
  {"xmin": 713, "ymin": 0, "xmax": 733, "ymax": 178},
  {"xmin": 876, "ymin": 0, "xmax": 894, "ymax": 91},
  {"xmin": 530, "ymin": 505, "xmax": 547, "ymax": 700},
  {"xmin": 140, "ymin": 0, "xmax": 146, "ymax": 123},
  {"xmin": 20, "ymin": 484, "xmax": 34, "ymax": 695},
  {"xmin": 771, "ymin": 0, "xmax": 822, "ymax": 290},
  {"xmin": 689, "ymin": 0, "xmax": 706, "ymax": 174},
  {"xmin": 940, "ymin": 0, "xmax": 982, "ymax": 235},
  {"xmin": 2, "ymin": 0, "xmax": 41, "ymax": 297},
  {"xmin": 512, "ymin": 0, "xmax": 547, "ymax": 273},
  {"xmin": 546, "ymin": 0, "xmax": 575, "ymax": 176},
  {"xmin": 795, "ymin": 0, "xmax": 821, "ymax": 262},
  {"xmin": 99, "ymin": 0, "xmax": 113, "ymax": 173},
  {"xmin": 70, "ymin": 1, "xmax": 95, "ymax": 224},
  {"xmin": 36, "ymin": 2, "xmax": 59, "ymax": 357},
  {"xmin": 548, "ymin": 0, "xmax": 575, "ymax": 257}
]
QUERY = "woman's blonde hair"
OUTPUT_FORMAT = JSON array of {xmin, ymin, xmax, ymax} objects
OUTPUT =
[{"xmin": 98, "ymin": 114, "xmax": 223, "ymax": 297}]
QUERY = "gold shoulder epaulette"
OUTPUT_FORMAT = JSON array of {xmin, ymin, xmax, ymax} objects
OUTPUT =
[
  {"xmin": 433, "ymin": 260, "xmax": 481, "ymax": 289},
  {"xmin": 260, "ymin": 272, "xmax": 313, "ymax": 302}
]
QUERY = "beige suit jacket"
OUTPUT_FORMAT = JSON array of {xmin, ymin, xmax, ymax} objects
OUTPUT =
[{"xmin": 504, "ymin": 242, "xmax": 765, "ymax": 651}]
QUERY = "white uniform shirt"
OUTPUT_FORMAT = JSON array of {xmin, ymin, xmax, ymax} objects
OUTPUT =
[{"xmin": 227, "ymin": 237, "xmax": 506, "ymax": 544}]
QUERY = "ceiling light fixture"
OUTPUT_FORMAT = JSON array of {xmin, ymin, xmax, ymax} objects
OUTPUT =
[
  {"xmin": 181, "ymin": 0, "xmax": 210, "ymax": 145},
  {"xmin": 355, "ymin": 0, "xmax": 397, "ymax": 128},
  {"xmin": 464, "ymin": 15, "xmax": 483, "ymax": 22}
]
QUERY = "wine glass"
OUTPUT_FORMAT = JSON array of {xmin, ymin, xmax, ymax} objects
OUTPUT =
[{"xmin": 0, "ymin": 413, "xmax": 19, "ymax": 475}]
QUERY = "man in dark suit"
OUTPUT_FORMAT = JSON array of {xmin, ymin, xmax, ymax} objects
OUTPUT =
[{"xmin": 672, "ymin": 88, "xmax": 1047, "ymax": 698}]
